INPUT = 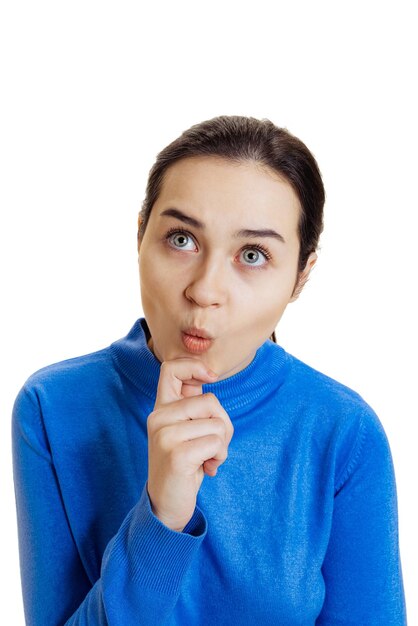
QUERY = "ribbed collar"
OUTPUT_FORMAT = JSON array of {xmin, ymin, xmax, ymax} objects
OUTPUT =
[{"xmin": 110, "ymin": 318, "xmax": 290, "ymax": 414}]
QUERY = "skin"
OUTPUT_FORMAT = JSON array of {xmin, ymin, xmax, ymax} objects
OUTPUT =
[{"xmin": 137, "ymin": 155, "xmax": 317, "ymax": 381}]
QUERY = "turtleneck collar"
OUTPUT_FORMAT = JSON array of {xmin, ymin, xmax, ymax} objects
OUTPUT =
[{"xmin": 110, "ymin": 318, "xmax": 290, "ymax": 414}]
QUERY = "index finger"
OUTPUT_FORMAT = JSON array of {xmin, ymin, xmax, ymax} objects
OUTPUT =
[{"xmin": 155, "ymin": 358, "xmax": 218, "ymax": 407}]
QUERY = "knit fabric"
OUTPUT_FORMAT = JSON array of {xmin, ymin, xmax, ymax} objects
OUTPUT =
[{"xmin": 12, "ymin": 318, "xmax": 407, "ymax": 625}]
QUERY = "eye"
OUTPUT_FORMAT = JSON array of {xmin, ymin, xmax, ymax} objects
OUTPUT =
[
  {"xmin": 165, "ymin": 227, "xmax": 197, "ymax": 251},
  {"xmin": 239, "ymin": 245, "xmax": 272, "ymax": 267},
  {"xmin": 164, "ymin": 227, "xmax": 272, "ymax": 268}
]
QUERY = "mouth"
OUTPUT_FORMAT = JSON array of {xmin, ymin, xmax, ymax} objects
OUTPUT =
[
  {"xmin": 181, "ymin": 327, "xmax": 214, "ymax": 354},
  {"xmin": 182, "ymin": 326, "xmax": 214, "ymax": 340}
]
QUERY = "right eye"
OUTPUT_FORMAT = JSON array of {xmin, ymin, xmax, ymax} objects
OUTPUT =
[{"xmin": 165, "ymin": 227, "xmax": 197, "ymax": 251}]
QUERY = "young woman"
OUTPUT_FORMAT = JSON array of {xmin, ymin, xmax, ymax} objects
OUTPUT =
[{"xmin": 12, "ymin": 115, "xmax": 407, "ymax": 624}]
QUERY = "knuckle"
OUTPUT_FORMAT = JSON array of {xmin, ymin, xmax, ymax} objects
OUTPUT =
[
  {"xmin": 149, "ymin": 407, "xmax": 162, "ymax": 419},
  {"xmin": 212, "ymin": 433, "xmax": 224, "ymax": 447},
  {"xmin": 212, "ymin": 417, "xmax": 226, "ymax": 436},
  {"xmin": 221, "ymin": 441, "xmax": 229, "ymax": 458},
  {"xmin": 160, "ymin": 361, "xmax": 171, "ymax": 374},
  {"xmin": 220, "ymin": 449, "xmax": 228, "ymax": 463},
  {"xmin": 147, "ymin": 408, "xmax": 161, "ymax": 431},
  {"xmin": 169, "ymin": 446, "xmax": 184, "ymax": 472},
  {"xmin": 155, "ymin": 428, "xmax": 171, "ymax": 453},
  {"xmin": 147, "ymin": 411, "xmax": 156, "ymax": 432}
]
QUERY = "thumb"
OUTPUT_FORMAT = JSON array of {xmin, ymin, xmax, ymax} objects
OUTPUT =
[
  {"xmin": 181, "ymin": 380, "xmax": 205, "ymax": 398},
  {"xmin": 203, "ymin": 457, "xmax": 221, "ymax": 475}
]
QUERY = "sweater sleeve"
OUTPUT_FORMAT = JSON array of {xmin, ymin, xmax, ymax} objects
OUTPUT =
[
  {"xmin": 12, "ymin": 384, "xmax": 207, "ymax": 626},
  {"xmin": 316, "ymin": 408, "xmax": 408, "ymax": 625}
]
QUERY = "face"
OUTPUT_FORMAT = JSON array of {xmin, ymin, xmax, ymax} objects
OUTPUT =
[{"xmin": 137, "ymin": 156, "xmax": 317, "ymax": 381}]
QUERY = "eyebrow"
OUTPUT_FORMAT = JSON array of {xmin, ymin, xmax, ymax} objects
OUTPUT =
[{"xmin": 159, "ymin": 208, "xmax": 286, "ymax": 244}]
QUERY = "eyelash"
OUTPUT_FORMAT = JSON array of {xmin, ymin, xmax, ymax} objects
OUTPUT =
[{"xmin": 163, "ymin": 227, "xmax": 273, "ymax": 266}]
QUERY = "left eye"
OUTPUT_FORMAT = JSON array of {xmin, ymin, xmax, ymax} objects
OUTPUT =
[
  {"xmin": 165, "ymin": 229, "xmax": 271, "ymax": 267},
  {"xmin": 239, "ymin": 248, "xmax": 269, "ymax": 267}
]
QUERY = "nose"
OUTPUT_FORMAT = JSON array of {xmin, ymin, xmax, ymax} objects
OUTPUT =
[{"xmin": 184, "ymin": 254, "xmax": 227, "ymax": 307}]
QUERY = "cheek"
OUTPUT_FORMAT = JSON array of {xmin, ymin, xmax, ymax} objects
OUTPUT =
[
  {"xmin": 238, "ymin": 275, "xmax": 291, "ymax": 304},
  {"xmin": 140, "ymin": 250, "xmax": 166, "ymax": 283},
  {"xmin": 236, "ymin": 279, "xmax": 295, "ymax": 325},
  {"xmin": 139, "ymin": 253, "xmax": 180, "ymax": 303},
  {"xmin": 141, "ymin": 245, "xmax": 184, "ymax": 276}
]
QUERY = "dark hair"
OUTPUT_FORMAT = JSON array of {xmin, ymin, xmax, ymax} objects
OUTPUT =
[{"xmin": 138, "ymin": 115, "xmax": 325, "ymax": 344}]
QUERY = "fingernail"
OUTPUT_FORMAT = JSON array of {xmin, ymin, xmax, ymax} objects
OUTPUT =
[{"xmin": 207, "ymin": 369, "xmax": 218, "ymax": 378}]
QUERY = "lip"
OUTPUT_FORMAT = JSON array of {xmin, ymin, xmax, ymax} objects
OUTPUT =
[
  {"xmin": 182, "ymin": 326, "xmax": 214, "ymax": 340},
  {"xmin": 181, "ymin": 330, "xmax": 214, "ymax": 354}
]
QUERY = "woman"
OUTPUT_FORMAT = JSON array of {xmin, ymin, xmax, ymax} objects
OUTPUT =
[{"xmin": 12, "ymin": 115, "xmax": 407, "ymax": 624}]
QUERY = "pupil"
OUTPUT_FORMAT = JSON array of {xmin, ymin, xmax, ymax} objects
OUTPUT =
[{"xmin": 246, "ymin": 250, "xmax": 257, "ymax": 263}]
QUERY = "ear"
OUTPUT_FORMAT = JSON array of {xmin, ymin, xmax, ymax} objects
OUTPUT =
[
  {"xmin": 137, "ymin": 215, "xmax": 143, "ymax": 253},
  {"xmin": 289, "ymin": 252, "xmax": 318, "ymax": 302}
]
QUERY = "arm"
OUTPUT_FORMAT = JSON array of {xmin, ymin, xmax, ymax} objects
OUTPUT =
[
  {"xmin": 316, "ymin": 409, "xmax": 407, "ymax": 625},
  {"xmin": 12, "ymin": 385, "xmax": 207, "ymax": 626}
]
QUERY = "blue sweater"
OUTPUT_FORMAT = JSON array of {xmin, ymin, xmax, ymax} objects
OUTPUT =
[{"xmin": 12, "ymin": 317, "xmax": 407, "ymax": 625}]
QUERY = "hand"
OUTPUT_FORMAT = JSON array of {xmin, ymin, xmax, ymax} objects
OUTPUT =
[{"xmin": 146, "ymin": 358, "xmax": 234, "ymax": 532}]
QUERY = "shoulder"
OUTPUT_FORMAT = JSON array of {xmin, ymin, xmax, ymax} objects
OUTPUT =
[
  {"xmin": 282, "ymin": 349, "xmax": 391, "ymax": 485},
  {"xmin": 12, "ymin": 346, "xmax": 115, "ymax": 458},
  {"xmin": 19, "ymin": 346, "xmax": 113, "ymax": 396},
  {"xmin": 282, "ymin": 349, "xmax": 372, "ymax": 415},
  {"xmin": 13, "ymin": 346, "xmax": 114, "ymax": 428}
]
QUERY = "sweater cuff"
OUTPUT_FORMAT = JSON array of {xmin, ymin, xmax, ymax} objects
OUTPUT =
[{"xmin": 126, "ymin": 483, "xmax": 208, "ymax": 595}]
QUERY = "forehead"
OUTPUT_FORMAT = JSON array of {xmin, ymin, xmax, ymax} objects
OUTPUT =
[
  {"xmin": 157, "ymin": 156, "xmax": 300, "ymax": 222},
  {"xmin": 161, "ymin": 156, "xmax": 294, "ymax": 197}
]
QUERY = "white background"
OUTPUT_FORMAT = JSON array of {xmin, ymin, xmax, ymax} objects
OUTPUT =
[{"xmin": 1, "ymin": 1, "xmax": 416, "ymax": 622}]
